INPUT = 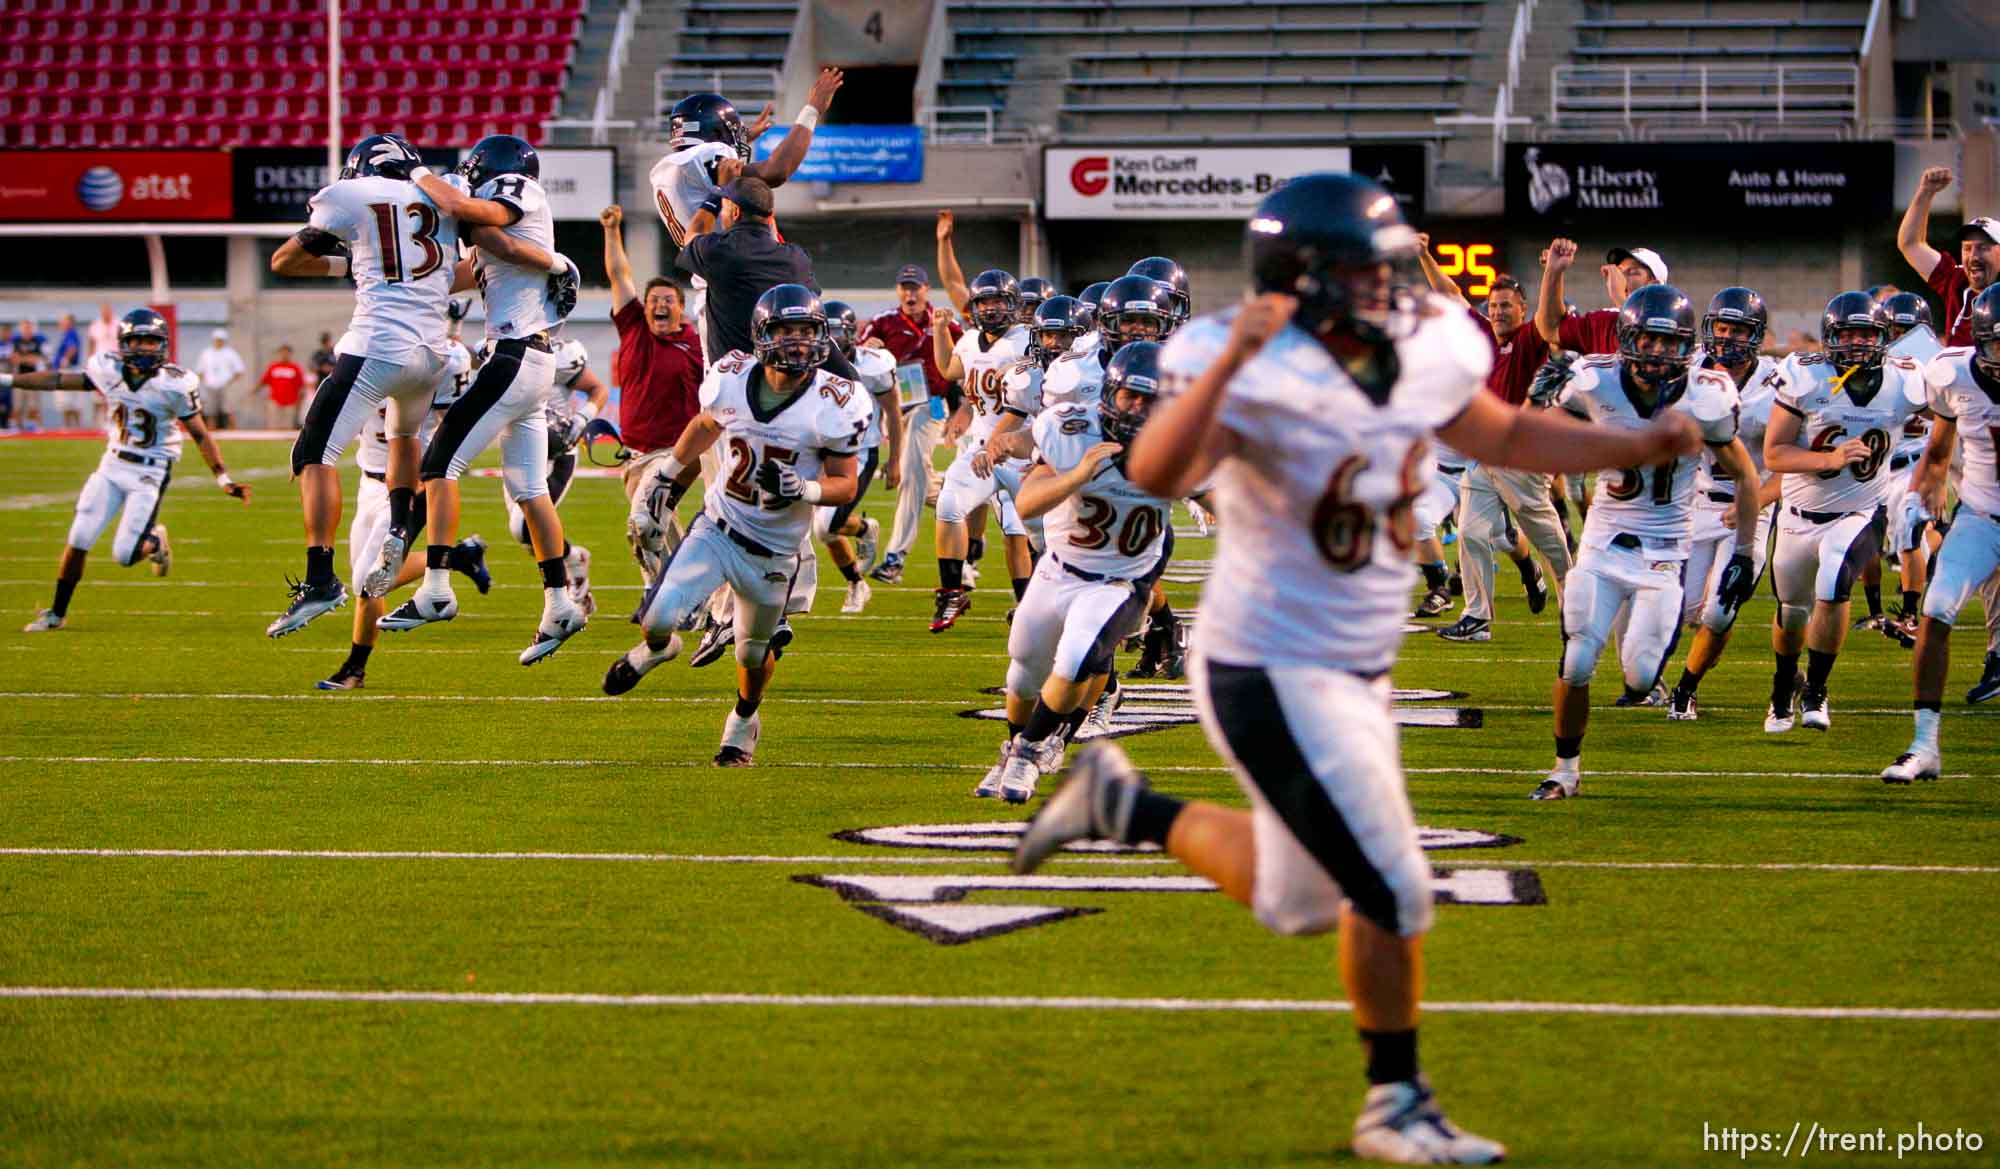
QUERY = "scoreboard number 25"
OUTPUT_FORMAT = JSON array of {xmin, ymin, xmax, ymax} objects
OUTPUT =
[{"xmin": 1434, "ymin": 242, "xmax": 1498, "ymax": 298}]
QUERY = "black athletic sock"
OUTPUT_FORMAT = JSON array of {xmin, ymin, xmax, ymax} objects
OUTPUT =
[
  {"xmin": 1514, "ymin": 554, "xmax": 1540, "ymax": 590},
  {"xmin": 938, "ymin": 558, "xmax": 964, "ymax": 590},
  {"xmin": 838, "ymin": 559, "xmax": 862, "ymax": 584},
  {"xmin": 1006, "ymin": 721, "xmax": 1024, "ymax": 738},
  {"xmin": 426, "ymin": 543, "xmax": 450, "ymax": 570},
  {"xmin": 50, "ymin": 576, "xmax": 79, "ymax": 618},
  {"xmin": 1126, "ymin": 787, "xmax": 1184, "ymax": 846},
  {"xmin": 387, "ymin": 486, "xmax": 416, "ymax": 534},
  {"xmin": 1916, "ymin": 699, "xmax": 1942, "ymax": 713},
  {"xmin": 538, "ymin": 556, "xmax": 566, "ymax": 590},
  {"xmin": 1104, "ymin": 673, "xmax": 1119, "ymax": 697},
  {"xmin": 967, "ymin": 536, "xmax": 985, "ymax": 564},
  {"xmin": 343, "ymin": 642, "xmax": 374, "ymax": 672},
  {"xmin": 1360, "ymin": 1028, "xmax": 1420, "ymax": 1086},
  {"xmin": 1864, "ymin": 584, "xmax": 1883, "ymax": 619},
  {"xmin": 306, "ymin": 545, "xmax": 335, "ymax": 586},
  {"xmin": 1142, "ymin": 623, "xmax": 1171, "ymax": 661},
  {"xmin": 1011, "ymin": 576, "xmax": 1029, "ymax": 601},
  {"xmin": 1554, "ymin": 734, "xmax": 1582, "ymax": 760},
  {"xmin": 734, "ymin": 694, "xmax": 760, "ymax": 719},
  {"xmin": 1772, "ymin": 654, "xmax": 1800, "ymax": 707},
  {"xmin": 446, "ymin": 541, "xmax": 477, "ymax": 573},
  {"xmin": 1674, "ymin": 666, "xmax": 1704, "ymax": 697},
  {"xmin": 407, "ymin": 493, "xmax": 428, "ymax": 541},
  {"xmin": 1805, "ymin": 648, "xmax": 1837, "ymax": 693},
  {"xmin": 1062, "ymin": 707, "xmax": 1089, "ymax": 741},
  {"xmin": 1421, "ymin": 561, "xmax": 1448, "ymax": 591},
  {"xmin": 1901, "ymin": 589, "xmax": 1920, "ymax": 617},
  {"xmin": 1020, "ymin": 700, "xmax": 1067, "ymax": 744}
]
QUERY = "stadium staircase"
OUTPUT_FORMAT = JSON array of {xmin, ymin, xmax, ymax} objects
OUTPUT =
[{"xmin": 629, "ymin": 1, "xmax": 795, "ymax": 135}]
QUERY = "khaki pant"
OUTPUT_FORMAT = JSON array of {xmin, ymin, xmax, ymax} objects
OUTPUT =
[{"xmin": 1456, "ymin": 464, "xmax": 1573, "ymax": 623}]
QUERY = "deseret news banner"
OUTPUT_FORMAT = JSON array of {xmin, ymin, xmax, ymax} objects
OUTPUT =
[{"xmin": 230, "ymin": 146, "xmax": 614, "ymax": 223}]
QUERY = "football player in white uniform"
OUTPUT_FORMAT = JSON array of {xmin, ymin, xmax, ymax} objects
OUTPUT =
[
  {"xmin": 1014, "ymin": 175, "xmax": 1700, "ymax": 1167},
  {"xmin": 11, "ymin": 309, "xmax": 250, "ymax": 632},
  {"xmin": 1878, "ymin": 291, "xmax": 1945, "ymax": 646},
  {"xmin": 603, "ymin": 286, "xmax": 872, "ymax": 765},
  {"xmin": 317, "ymin": 327, "xmax": 489, "ymax": 690},
  {"xmin": 500, "ymin": 337, "xmax": 608, "ymax": 616},
  {"xmin": 1536, "ymin": 287, "xmax": 1758, "ymax": 797},
  {"xmin": 266, "ymin": 134, "xmax": 462, "ymax": 638},
  {"xmin": 979, "ymin": 342, "xmax": 1176, "ymax": 804},
  {"xmin": 812, "ymin": 301, "xmax": 902, "ymax": 613},
  {"xmin": 928, "ymin": 267, "xmax": 1033, "ymax": 631},
  {"xmin": 649, "ymin": 68, "xmax": 842, "ymax": 344},
  {"xmin": 374, "ymin": 136, "xmax": 588, "ymax": 666},
  {"xmin": 1665, "ymin": 287, "xmax": 1785, "ymax": 720},
  {"xmin": 1762, "ymin": 292, "xmax": 1928, "ymax": 731},
  {"xmin": 1883, "ymin": 287, "xmax": 2000, "ymax": 781}
]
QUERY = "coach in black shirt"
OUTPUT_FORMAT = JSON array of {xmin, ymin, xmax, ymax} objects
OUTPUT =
[{"xmin": 675, "ymin": 177, "xmax": 817, "ymax": 360}]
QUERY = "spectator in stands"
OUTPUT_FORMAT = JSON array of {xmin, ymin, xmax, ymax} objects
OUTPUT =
[
  {"xmin": 674, "ymin": 176, "xmax": 818, "ymax": 360},
  {"xmin": 1535, "ymin": 241, "xmax": 1666, "ymax": 354},
  {"xmin": 601, "ymin": 203, "xmax": 704, "ymax": 542},
  {"xmin": 194, "ymin": 328, "xmax": 246, "ymax": 429},
  {"xmin": 1897, "ymin": 166, "xmax": 1996, "ymax": 347},
  {"xmin": 85, "ymin": 303, "xmax": 118, "ymax": 359},
  {"xmin": 257, "ymin": 343, "xmax": 306, "ymax": 430},
  {"xmin": 11, "ymin": 319, "xmax": 47, "ymax": 430},
  {"xmin": 309, "ymin": 332, "xmax": 337, "ymax": 396},
  {"xmin": 861, "ymin": 261, "xmax": 961, "ymax": 584},
  {"xmin": 48, "ymin": 312, "xmax": 84, "ymax": 430}
]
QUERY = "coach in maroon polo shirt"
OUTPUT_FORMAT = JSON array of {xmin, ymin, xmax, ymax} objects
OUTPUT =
[
  {"xmin": 602, "ymin": 204, "xmax": 703, "ymax": 521},
  {"xmin": 1535, "ymin": 239, "xmax": 1667, "ymax": 355},
  {"xmin": 860, "ymin": 262, "xmax": 962, "ymax": 580},
  {"xmin": 1897, "ymin": 166, "xmax": 1997, "ymax": 347}
]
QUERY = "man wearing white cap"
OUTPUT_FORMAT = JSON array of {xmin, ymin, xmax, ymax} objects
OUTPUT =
[
  {"xmin": 1535, "ymin": 242, "xmax": 1668, "ymax": 355},
  {"xmin": 193, "ymin": 327, "xmax": 246, "ymax": 429}
]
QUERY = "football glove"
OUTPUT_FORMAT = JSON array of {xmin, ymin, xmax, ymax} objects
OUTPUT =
[
  {"xmin": 547, "ymin": 256, "xmax": 580, "ymax": 322},
  {"xmin": 553, "ymin": 412, "xmax": 588, "ymax": 454},
  {"xmin": 756, "ymin": 457, "xmax": 808, "ymax": 502},
  {"xmin": 1715, "ymin": 551, "xmax": 1757, "ymax": 614},
  {"xmin": 367, "ymin": 138, "xmax": 422, "ymax": 180},
  {"xmin": 446, "ymin": 297, "xmax": 471, "ymax": 322},
  {"xmin": 1528, "ymin": 352, "xmax": 1575, "ymax": 407}
]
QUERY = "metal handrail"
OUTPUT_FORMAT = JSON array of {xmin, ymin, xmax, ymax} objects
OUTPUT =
[
  {"xmin": 655, "ymin": 67, "xmax": 782, "ymax": 131},
  {"xmin": 1551, "ymin": 63, "xmax": 1860, "ymax": 128}
]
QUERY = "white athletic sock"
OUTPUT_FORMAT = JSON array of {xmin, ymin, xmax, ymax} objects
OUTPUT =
[
  {"xmin": 1913, "ymin": 708, "xmax": 1942, "ymax": 753},
  {"xmin": 422, "ymin": 567, "xmax": 450, "ymax": 593}
]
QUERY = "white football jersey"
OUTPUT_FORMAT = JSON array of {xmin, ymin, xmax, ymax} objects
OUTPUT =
[
  {"xmin": 1001, "ymin": 358, "xmax": 1046, "ymax": 420},
  {"xmin": 849, "ymin": 344, "xmax": 898, "ymax": 449},
  {"xmin": 1888, "ymin": 326, "xmax": 1943, "ymax": 460},
  {"xmin": 1771, "ymin": 351, "xmax": 1926, "ymax": 515},
  {"xmin": 469, "ymin": 173, "xmax": 560, "ymax": 339},
  {"xmin": 1558, "ymin": 357, "xmax": 1738, "ymax": 555},
  {"xmin": 698, "ymin": 350, "xmax": 874, "ymax": 551},
  {"xmin": 1033, "ymin": 400, "xmax": 1171, "ymax": 579},
  {"xmin": 1159, "ymin": 296, "xmax": 1490, "ymax": 673},
  {"xmin": 543, "ymin": 339, "xmax": 591, "ymax": 426},
  {"xmin": 1688, "ymin": 349, "xmax": 1781, "ymax": 496},
  {"xmin": 649, "ymin": 141, "xmax": 734, "ymax": 249},
  {"xmin": 1042, "ymin": 340, "xmax": 1107, "ymax": 408},
  {"xmin": 308, "ymin": 174, "xmax": 462, "ymax": 363},
  {"xmin": 953, "ymin": 324, "xmax": 1031, "ymax": 446},
  {"xmin": 1923, "ymin": 348, "xmax": 2000, "ymax": 516},
  {"xmin": 83, "ymin": 350, "xmax": 198, "ymax": 462},
  {"xmin": 355, "ymin": 339, "xmax": 471, "ymax": 476}
]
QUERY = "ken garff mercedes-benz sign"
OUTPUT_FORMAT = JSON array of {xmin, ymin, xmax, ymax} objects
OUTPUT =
[
  {"xmin": 1505, "ymin": 142, "xmax": 1893, "ymax": 227},
  {"xmin": 1044, "ymin": 146, "xmax": 1428, "ymax": 220}
]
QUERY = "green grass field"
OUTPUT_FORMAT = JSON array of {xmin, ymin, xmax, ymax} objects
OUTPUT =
[{"xmin": 2, "ymin": 435, "xmax": 1996, "ymax": 1168}]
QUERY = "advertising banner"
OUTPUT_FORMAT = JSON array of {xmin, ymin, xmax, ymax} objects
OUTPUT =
[{"xmin": 0, "ymin": 151, "xmax": 233, "ymax": 221}]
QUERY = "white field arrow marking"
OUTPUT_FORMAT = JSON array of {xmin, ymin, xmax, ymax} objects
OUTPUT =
[{"xmin": 832, "ymin": 821, "xmax": 1520, "ymax": 855}]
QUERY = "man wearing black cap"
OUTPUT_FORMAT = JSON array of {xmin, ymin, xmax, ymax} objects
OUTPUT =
[
  {"xmin": 676, "ymin": 177, "xmax": 818, "ymax": 362},
  {"xmin": 1897, "ymin": 166, "xmax": 1997, "ymax": 347}
]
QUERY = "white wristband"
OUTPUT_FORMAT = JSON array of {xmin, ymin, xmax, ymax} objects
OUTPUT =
[
  {"xmin": 794, "ymin": 106, "xmax": 819, "ymax": 130},
  {"xmin": 799, "ymin": 479, "xmax": 823, "ymax": 504},
  {"xmin": 409, "ymin": 166, "xmax": 434, "ymax": 183},
  {"xmin": 325, "ymin": 255, "xmax": 349, "ymax": 278},
  {"xmin": 0, "ymin": 372, "xmax": 13, "ymax": 390},
  {"xmin": 216, "ymin": 472, "xmax": 236, "ymax": 489},
  {"xmin": 658, "ymin": 454, "xmax": 687, "ymax": 482},
  {"xmin": 576, "ymin": 401, "xmax": 599, "ymax": 426},
  {"xmin": 546, "ymin": 252, "xmax": 570, "ymax": 276}
]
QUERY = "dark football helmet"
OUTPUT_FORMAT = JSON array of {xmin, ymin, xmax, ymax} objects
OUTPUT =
[
  {"xmin": 117, "ymin": 308, "xmax": 171, "ymax": 379},
  {"xmin": 1075, "ymin": 281, "xmax": 1111, "ymax": 333},
  {"xmin": 339, "ymin": 133, "xmax": 420, "ymax": 181},
  {"xmin": 1880, "ymin": 291, "xmax": 1933, "ymax": 339},
  {"xmin": 1969, "ymin": 286, "xmax": 2000, "ymax": 378},
  {"xmin": 751, "ymin": 284, "xmax": 832, "ymax": 374},
  {"xmin": 1246, "ymin": 172, "xmax": 1419, "ymax": 343},
  {"xmin": 458, "ymin": 134, "xmax": 540, "ymax": 190},
  {"xmin": 1616, "ymin": 284, "xmax": 1698, "ymax": 386},
  {"xmin": 1028, "ymin": 295, "xmax": 1082, "ymax": 368},
  {"xmin": 1016, "ymin": 276, "xmax": 1053, "ymax": 324},
  {"xmin": 1127, "ymin": 256, "xmax": 1191, "ymax": 325},
  {"xmin": 669, "ymin": 92, "xmax": 751, "ymax": 164},
  {"xmin": 1099, "ymin": 340, "xmax": 1163, "ymax": 446},
  {"xmin": 1098, "ymin": 274, "xmax": 1176, "ymax": 354},
  {"xmin": 966, "ymin": 269, "xmax": 1020, "ymax": 333},
  {"xmin": 1699, "ymin": 286, "xmax": 1767, "ymax": 368},
  {"xmin": 1820, "ymin": 291, "xmax": 1888, "ymax": 371},
  {"xmin": 821, "ymin": 299, "xmax": 860, "ymax": 358}
]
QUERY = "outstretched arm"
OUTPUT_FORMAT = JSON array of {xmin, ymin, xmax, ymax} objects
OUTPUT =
[
  {"xmin": 936, "ymin": 210, "xmax": 971, "ymax": 312},
  {"xmin": 743, "ymin": 67, "xmax": 845, "ymax": 186},
  {"xmin": 271, "ymin": 228, "xmax": 349, "ymax": 277},
  {"xmin": 1534, "ymin": 238, "xmax": 1574, "ymax": 345},
  {"xmin": 1416, "ymin": 233, "xmax": 1468, "ymax": 307},
  {"xmin": 1124, "ymin": 297, "xmax": 1297, "ymax": 498},
  {"xmin": 179, "ymin": 412, "xmax": 252, "ymax": 502},
  {"xmin": 412, "ymin": 169, "xmax": 518, "ymax": 228},
  {"xmin": 467, "ymin": 223, "xmax": 556, "ymax": 272},
  {"xmin": 1897, "ymin": 167, "xmax": 1950, "ymax": 280},
  {"xmin": 1438, "ymin": 389, "xmax": 1699, "ymax": 473},
  {"xmin": 601, "ymin": 205, "xmax": 639, "ymax": 313},
  {"xmin": 0, "ymin": 369, "xmax": 91, "ymax": 392}
]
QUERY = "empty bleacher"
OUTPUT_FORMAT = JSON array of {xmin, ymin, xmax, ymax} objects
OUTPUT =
[
  {"xmin": 938, "ymin": 0, "xmax": 1485, "ymax": 141},
  {"xmin": 671, "ymin": 0, "xmax": 795, "ymax": 71},
  {"xmin": 0, "ymin": 0, "xmax": 586, "ymax": 149}
]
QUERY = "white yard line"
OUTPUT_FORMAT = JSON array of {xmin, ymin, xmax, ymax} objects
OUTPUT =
[
  {"xmin": 0, "ymin": 846, "xmax": 1991, "ymax": 875},
  {"xmin": 0, "ymin": 693, "xmax": 971, "ymax": 707},
  {"xmin": 0, "ymin": 985, "xmax": 1992, "ymax": 1021}
]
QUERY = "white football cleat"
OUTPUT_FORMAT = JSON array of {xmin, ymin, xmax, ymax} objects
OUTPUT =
[
  {"xmin": 1079, "ymin": 684, "xmax": 1123, "ymax": 738},
  {"xmin": 566, "ymin": 543, "xmax": 595, "ymax": 617},
  {"xmin": 974, "ymin": 740, "xmax": 1011, "ymax": 799},
  {"xmin": 998, "ymin": 738, "xmax": 1042, "ymax": 804},
  {"xmin": 1351, "ymin": 1077, "xmax": 1506, "ymax": 1165},
  {"xmin": 520, "ymin": 590, "xmax": 587, "ymax": 666},
  {"xmin": 267, "ymin": 576, "xmax": 349, "ymax": 638},
  {"xmin": 146, "ymin": 524, "xmax": 170, "ymax": 577},
  {"xmin": 853, "ymin": 516, "xmax": 882, "ymax": 578},
  {"xmin": 714, "ymin": 709, "xmax": 761, "ymax": 767},
  {"xmin": 360, "ymin": 530, "xmax": 409, "ymax": 600},
  {"xmin": 1530, "ymin": 762, "xmax": 1579, "ymax": 801},
  {"xmin": 1011, "ymin": 741, "xmax": 1147, "ymax": 874},
  {"xmin": 1880, "ymin": 748, "xmax": 1941, "ymax": 785},
  {"xmin": 840, "ymin": 577, "xmax": 872, "ymax": 614},
  {"xmin": 1799, "ymin": 688, "xmax": 1831, "ymax": 731},
  {"xmin": 377, "ymin": 585, "xmax": 457, "ymax": 632},
  {"xmin": 1033, "ymin": 734, "xmax": 1066, "ymax": 774},
  {"xmin": 22, "ymin": 608, "xmax": 64, "ymax": 632}
]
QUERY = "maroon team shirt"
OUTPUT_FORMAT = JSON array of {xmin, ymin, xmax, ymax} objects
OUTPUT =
[
  {"xmin": 1926, "ymin": 254, "xmax": 1976, "ymax": 347},
  {"xmin": 859, "ymin": 306, "xmax": 961, "ymax": 398},
  {"xmin": 1467, "ymin": 308, "xmax": 1552, "ymax": 406},
  {"xmin": 612, "ymin": 298, "xmax": 704, "ymax": 453},
  {"xmin": 1557, "ymin": 307, "xmax": 1620, "ymax": 356}
]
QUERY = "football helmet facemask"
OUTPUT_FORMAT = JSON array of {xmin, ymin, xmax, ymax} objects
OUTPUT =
[
  {"xmin": 117, "ymin": 308, "xmax": 171, "ymax": 380},
  {"xmin": 1099, "ymin": 341, "xmax": 1163, "ymax": 446},
  {"xmin": 966, "ymin": 269, "xmax": 1020, "ymax": 334},
  {"xmin": 1699, "ymin": 285, "xmax": 1768, "ymax": 368},
  {"xmin": 751, "ymin": 284, "xmax": 832, "ymax": 374},
  {"xmin": 1616, "ymin": 284, "xmax": 1698, "ymax": 388},
  {"xmin": 1820, "ymin": 291, "xmax": 1888, "ymax": 372},
  {"xmin": 1028, "ymin": 295, "xmax": 1082, "ymax": 368},
  {"xmin": 1098, "ymin": 274, "xmax": 1175, "ymax": 355}
]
